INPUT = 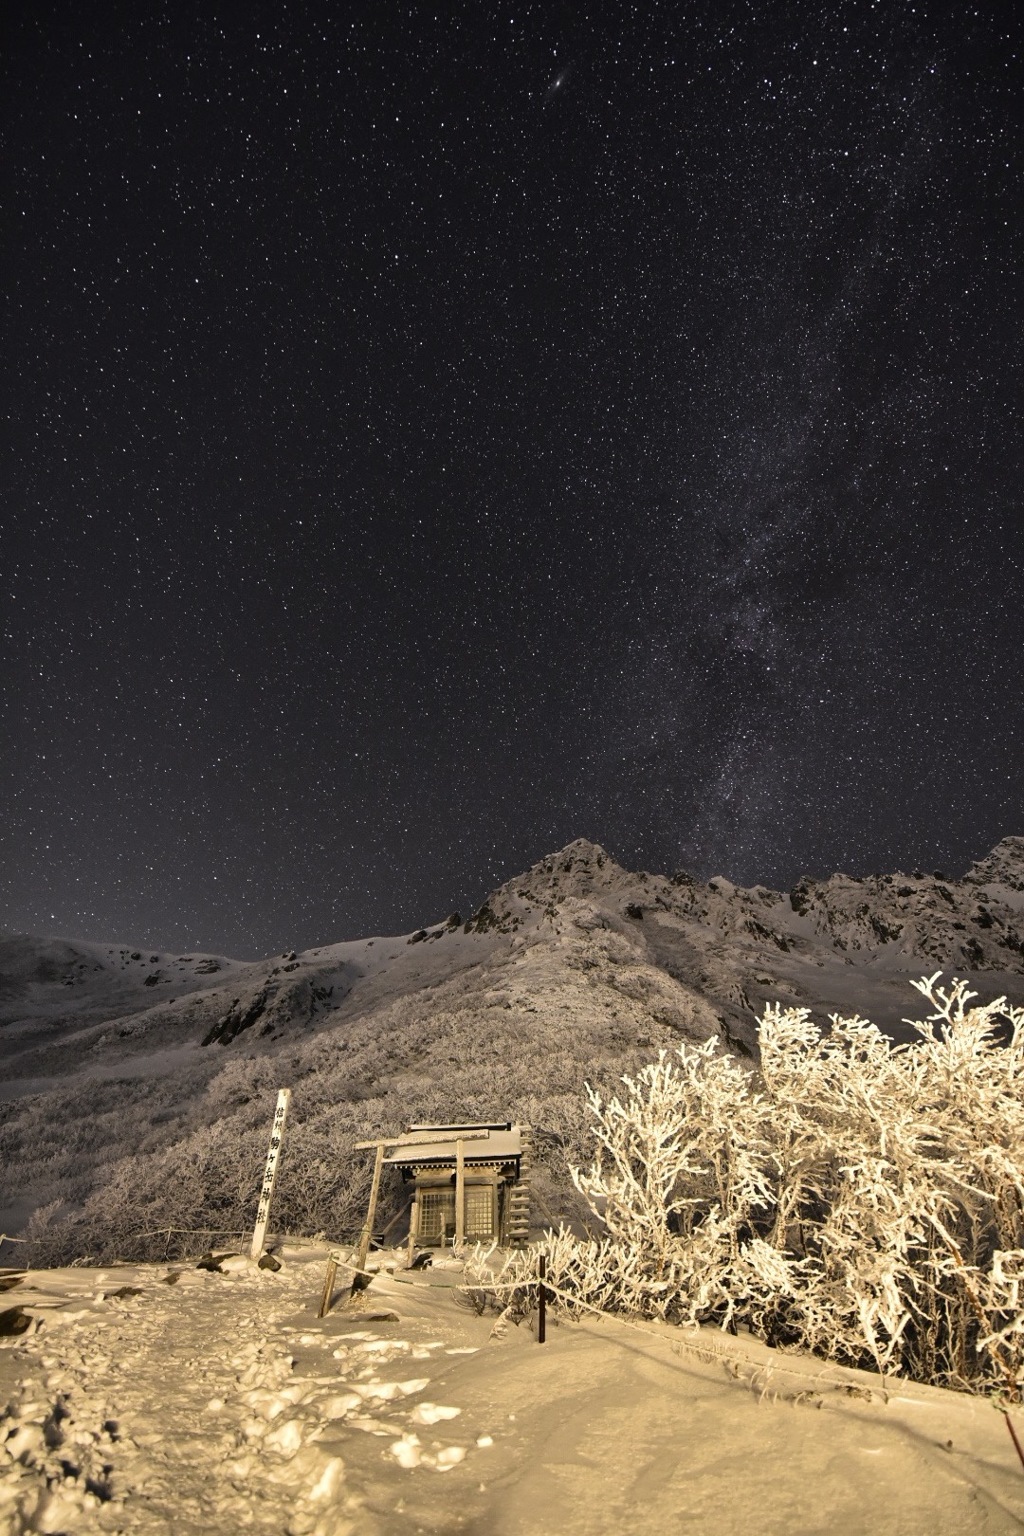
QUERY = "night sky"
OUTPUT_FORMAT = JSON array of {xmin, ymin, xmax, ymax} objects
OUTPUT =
[{"xmin": 3, "ymin": 1, "xmax": 1022, "ymax": 958}]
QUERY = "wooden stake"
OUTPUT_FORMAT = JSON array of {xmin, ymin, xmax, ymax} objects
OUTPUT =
[
  {"xmin": 455, "ymin": 1138, "xmax": 465, "ymax": 1247},
  {"xmin": 250, "ymin": 1088, "xmax": 291, "ymax": 1261},
  {"xmin": 406, "ymin": 1195, "xmax": 419, "ymax": 1264},
  {"xmin": 538, "ymin": 1253, "xmax": 547, "ymax": 1343},
  {"xmin": 376, "ymin": 1203, "xmax": 410, "ymax": 1244},
  {"xmin": 355, "ymin": 1143, "xmax": 385, "ymax": 1275},
  {"xmin": 318, "ymin": 1254, "xmax": 339, "ymax": 1319},
  {"xmin": 1005, "ymin": 1410, "xmax": 1024, "ymax": 1475}
]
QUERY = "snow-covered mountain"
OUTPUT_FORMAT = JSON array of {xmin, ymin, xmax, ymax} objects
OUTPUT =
[{"xmin": 3, "ymin": 836, "xmax": 1024, "ymax": 1250}]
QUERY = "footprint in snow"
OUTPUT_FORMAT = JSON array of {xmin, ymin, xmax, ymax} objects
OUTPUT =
[
  {"xmin": 410, "ymin": 1403, "xmax": 461, "ymax": 1426},
  {"xmin": 388, "ymin": 1433, "xmax": 467, "ymax": 1471}
]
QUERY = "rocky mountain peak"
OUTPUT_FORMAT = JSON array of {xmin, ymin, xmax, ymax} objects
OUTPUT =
[
  {"xmin": 965, "ymin": 837, "xmax": 1024, "ymax": 892},
  {"xmin": 492, "ymin": 838, "xmax": 627, "ymax": 905}
]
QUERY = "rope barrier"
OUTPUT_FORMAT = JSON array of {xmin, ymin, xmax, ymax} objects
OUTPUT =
[
  {"xmin": 0, "ymin": 1225, "xmax": 367, "ymax": 1256},
  {"xmin": 462, "ymin": 1270, "xmax": 1023, "ymax": 1473},
  {"xmin": 457, "ymin": 1270, "xmax": 907, "ymax": 1398},
  {"xmin": 1, "ymin": 1227, "xmax": 240, "ymax": 1244}
]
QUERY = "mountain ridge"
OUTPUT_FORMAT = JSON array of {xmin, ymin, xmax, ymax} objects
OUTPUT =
[{"xmin": 3, "ymin": 834, "xmax": 1024, "ymax": 1252}]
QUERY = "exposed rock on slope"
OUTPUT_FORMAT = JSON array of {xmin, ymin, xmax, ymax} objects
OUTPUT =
[
  {"xmin": 2, "ymin": 836, "xmax": 1023, "ymax": 1252},
  {"xmin": 0, "ymin": 934, "xmax": 247, "ymax": 1022},
  {"xmin": 468, "ymin": 834, "xmax": 1024, "ymax": 1044}
]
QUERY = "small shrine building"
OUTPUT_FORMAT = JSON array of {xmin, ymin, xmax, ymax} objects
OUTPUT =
[{"xmin": 383, "ymin": 1122, "xmax": 531, "ymax": 1248}]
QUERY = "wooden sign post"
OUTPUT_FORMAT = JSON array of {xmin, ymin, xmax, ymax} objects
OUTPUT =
[{"xmin": 250, "ymin": 1088, "xmax": 291, "ymax": 1261}]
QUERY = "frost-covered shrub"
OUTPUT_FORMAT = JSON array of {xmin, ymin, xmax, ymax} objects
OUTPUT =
[{"xmin": 488, "ymin": 975, "xmax": 1024, "ymax": 1397}]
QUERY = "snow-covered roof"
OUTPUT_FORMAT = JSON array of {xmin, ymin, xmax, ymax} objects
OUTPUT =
[{"xmin": 383, "ymin": 1122, "xmax": 523, "ymax": 1167}]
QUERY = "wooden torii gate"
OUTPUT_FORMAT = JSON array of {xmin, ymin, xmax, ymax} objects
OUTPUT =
[{"xmin": 317, "ymin": 1129, "xmax": 490, "ymax": 1317}]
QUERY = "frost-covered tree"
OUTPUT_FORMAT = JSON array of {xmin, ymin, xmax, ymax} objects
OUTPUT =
[{"xmin": 469, "ymin": 975, "xmax": 1024, "ymax": 1397}]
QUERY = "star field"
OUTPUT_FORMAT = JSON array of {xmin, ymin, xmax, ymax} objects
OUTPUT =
[{"xmin": 2, "ymin": 1, "xmax": 1022, "ymax": 956}]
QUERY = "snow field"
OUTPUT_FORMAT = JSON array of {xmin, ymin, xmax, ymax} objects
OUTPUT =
[
  {"xmin": 0, "ymin": 1254, "xmax": 489, "ymax": 1534},
  {"xmin": 4, "ymin": 1246, "xmax": 1024, "ymax": 1533}
]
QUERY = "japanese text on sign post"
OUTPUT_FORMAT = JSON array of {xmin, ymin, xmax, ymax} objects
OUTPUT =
[{"xmin": 250, "ymin": 1087, "xmax": 291, "ymax": 1260}]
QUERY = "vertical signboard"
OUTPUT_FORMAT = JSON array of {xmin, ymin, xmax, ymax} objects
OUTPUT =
[{"xmin": 250, "ymin": 1087, "xmax": 292, "ymax": 1261}]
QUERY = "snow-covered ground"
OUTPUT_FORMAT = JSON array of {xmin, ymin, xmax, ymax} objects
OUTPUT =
[{"xmin": 2, "ymin": 1245, "xmax": 1023, "ymax": 1534}]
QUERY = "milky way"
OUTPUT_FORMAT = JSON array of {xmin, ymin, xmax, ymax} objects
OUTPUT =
[{"xmin": 2, "ymin": 1, "xmax": 1022, "ymax": 955}]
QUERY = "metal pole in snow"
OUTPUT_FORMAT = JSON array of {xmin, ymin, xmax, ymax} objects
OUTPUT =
[{"xmin": 250, "ymin": 1088, "xmax": 291, "ymax": 1260}]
